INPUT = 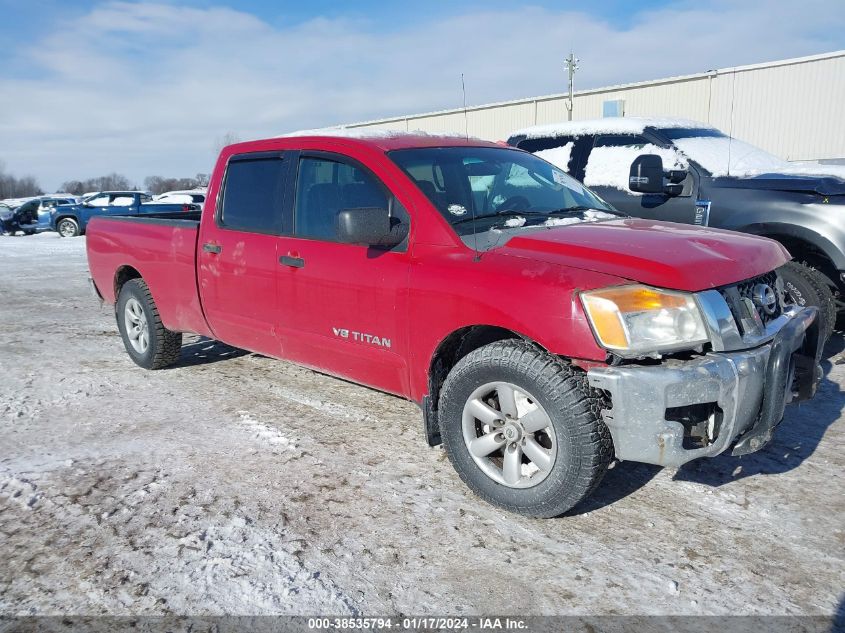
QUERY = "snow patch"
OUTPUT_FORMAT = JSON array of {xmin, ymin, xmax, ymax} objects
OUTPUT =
[
  {"xmin": 513, "ymin": 117, "xmax": 711, "ymax": 140},
  {"xmin": 535, "ymin": 143, "xmax": 574, "ymax": 172},
  {"xmin": 281, "ymin": 127, "xmax": 472, "ymax": 140},
  {"xmin": 504, "ymin": 217, "xmax": 526, "ymax": 227},
  {"xmin": 675, "ymin": 136, "xmax": 845, "ymax": 179},
  {"xmin": 237, "ymin": 412, "xmax": 297, "ymax": 451},
  {"xmin": 544, "ymin": 217, "xmax": 581, "ymax": 227},
  {"xmin": 584, "ymin": 144, "xmax": 687, "ymax": 193}
]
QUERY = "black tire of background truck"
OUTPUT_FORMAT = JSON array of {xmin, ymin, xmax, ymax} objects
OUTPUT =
[
  {"xmin": 116, "ymin": 278, "xmax": 182, "ymax": 370},
  {"xmin": 779, "ymin": 261, "xmax": 835, "ymax": 341},
  {"xmin": 438, "ymin": 340, "xmax": 613, "ymax": 518},
  {"xmin": 56, "ymin": 218, "xmax": 80, "ymax": 238}
]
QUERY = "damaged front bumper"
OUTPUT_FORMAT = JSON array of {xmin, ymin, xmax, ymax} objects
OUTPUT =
[{"xmin": 587, "ymin": 305, "xmax": 821, "ymax": 468}]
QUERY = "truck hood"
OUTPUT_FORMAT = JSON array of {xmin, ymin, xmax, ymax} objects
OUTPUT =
[
  {"xmin": 497, "ymin": 219, "xmax": 789, "ymax": 292},
  {"xmin": 712, "ymin": 173, "xmax": 845, "ymax": 196}
]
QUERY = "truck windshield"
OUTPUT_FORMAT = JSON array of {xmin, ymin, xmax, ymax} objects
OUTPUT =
[
  {"xmin": 658, "ymin": 127, "xmax": 788, "ymax": 177},
  {"xmin": 388, "ymin": 146, "xmax": 617, "ymax": 235}
]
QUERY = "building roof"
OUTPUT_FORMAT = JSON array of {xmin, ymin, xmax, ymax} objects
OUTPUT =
[{"xmin": 338, "ymin": 50, "xmax": 845, "ymax": 130}]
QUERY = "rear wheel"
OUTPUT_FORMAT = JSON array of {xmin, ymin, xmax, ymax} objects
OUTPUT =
[
  {"xmin": 779, "ymin": 261, "xmax": 835, "ymax": 340},
  {"xmin": 56, "ymin": 218, "xmax": 80, "ymax": 237},
  {"xmin": 116, "ymin": 278, "xmax": 182, "ymax": 369},
  {"xmin": 438, "ymin": 340, "xmax": 613, "ymax": 518}
]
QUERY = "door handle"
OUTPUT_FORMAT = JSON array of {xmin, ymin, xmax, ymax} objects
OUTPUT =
[
  {"xmin": 279, "ymin": 255, "xmax": 305, "ymax": 268},
  {"xmin": 203, "ymin": 242, "xmax": 222, "ymax": 254}
]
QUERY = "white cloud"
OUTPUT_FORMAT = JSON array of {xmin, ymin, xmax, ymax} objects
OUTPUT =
[{"xmin": 1, "ymin": 0, "xmax": 843, "ymax": 189}]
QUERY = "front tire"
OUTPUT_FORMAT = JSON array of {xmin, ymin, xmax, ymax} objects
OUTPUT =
[
  {"xmin": 779, "ymin": 261, "xmax": 835, "ymax": 340},
  {"xmin": 56, "ymin": 218, "xmax": 80, "ymax": 237},
  {"xmin": 116, "ymin": 279, "xmax": 182, "ymax": 369},
  {"xmin": 438, "ymin": 340, "xmax": 613, "ymax": 518}
]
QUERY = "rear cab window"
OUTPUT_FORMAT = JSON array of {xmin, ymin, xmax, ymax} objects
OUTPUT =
[{"xmin": 219, "ymin": 153, "xmax": 290, "ymax": 234}]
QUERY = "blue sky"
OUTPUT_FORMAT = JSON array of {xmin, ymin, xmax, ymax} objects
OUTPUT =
[{"xmin": 1, "ymin": 0, "xmax": 843, "ymax": 189}]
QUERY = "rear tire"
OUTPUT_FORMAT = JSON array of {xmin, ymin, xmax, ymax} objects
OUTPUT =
[
  {"xmin": 438, "ymin": 340, "xmax": 613, "ymax": 518},
  {"xmin": 56, "ymin": 218, "xmax": 80, "ymax": 238},
  {"xmin": 116, "ymin": 278, "xmax": 182, "ymax": 369},
  {"xmin": 779, "ymin": 261, "xmax": 835, "ymax": 340}
]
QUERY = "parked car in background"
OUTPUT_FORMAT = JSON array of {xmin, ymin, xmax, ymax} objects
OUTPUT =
[
  {"xmin": 2, "ymin": 198, "xmax": 41, "ymax": 235},
  {"xmin": 154, "ymin": 189, "xmax": 207, "ymax": 209},
  {"xmin": 507, "ymin": 118, "xmax": 844, "ymax": 336},
  {"xmin": 0, "ymin": 203, "xmax": 16, "ymax": 234},
  {"xmin": 34, "ymin": 196, "xmax": 78, "ymax": 233},
  {"xmin": 51, "ymin": 191, "xmax": 200, "ymax": 237},
  {"xmin": 85, "ymin": 132, "xmax": 822, "ymax": 517}
]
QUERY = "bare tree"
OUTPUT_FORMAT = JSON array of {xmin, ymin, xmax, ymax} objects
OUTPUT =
[
  {"xmin": 214, "ymin": 132, "xmax": 240, "ymax": 155},
  {"xmin": 0, "ymin": 161, "xmax": 43, "ymax": 199},
  {"xmin": 143, "ymin": 175, "xmax": 205, "ymax": 195},
  {"xmin": 58, "ymin": 173, "xmax": 134, "ymax": 195}
]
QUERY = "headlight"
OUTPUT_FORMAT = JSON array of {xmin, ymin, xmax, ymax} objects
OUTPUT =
[{"xmin": 581, "ymin": 285, "xmax": 708, "ymax": 355}]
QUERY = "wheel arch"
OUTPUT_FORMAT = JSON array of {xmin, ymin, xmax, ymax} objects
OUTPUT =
[
  {"xmin": 744, "ymin": 222, "xmax": 842, "ymax": 274},
  {"xmin": 114, "ymin": 265, "xmax": 143, "ymax": 301},
  {"xmin": 53, "ymin": 214, "xmax": 80, "ymax": 232},
  {"xmin": 423, "ymin": 324, "xmax": 546, "ymax": 446}
]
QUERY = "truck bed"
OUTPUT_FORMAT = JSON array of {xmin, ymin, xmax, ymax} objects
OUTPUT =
[{"xmin": 86, "ymin": 213, "xmax": 213, "ymax": 337}]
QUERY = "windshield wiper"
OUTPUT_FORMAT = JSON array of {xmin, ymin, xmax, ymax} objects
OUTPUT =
[{"xmin": 451, "ymin": 209, "xmax": 543, "ymax": 226}]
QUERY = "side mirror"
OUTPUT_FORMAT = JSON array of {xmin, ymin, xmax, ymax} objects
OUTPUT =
[
  {"xmin": 336, "ymin": 207, "xmax": 408, "ymax": 248},
  {"xmin": 629, "ymin": 155, "xmax": 664, "ymax": 193},
  {"xmin": 667, "ymin": 169, "xmax": 687, "ymax": 184}
]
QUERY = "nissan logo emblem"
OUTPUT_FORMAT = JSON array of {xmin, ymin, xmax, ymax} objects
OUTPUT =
[{"xmin": 752, "ymin": 283, "xmax": 778, "ymax": 316}]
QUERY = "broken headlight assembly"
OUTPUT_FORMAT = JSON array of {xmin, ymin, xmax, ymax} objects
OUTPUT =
[{"xmin": 581, "ymin": 285, "xmax": 709, "ymax": 356}]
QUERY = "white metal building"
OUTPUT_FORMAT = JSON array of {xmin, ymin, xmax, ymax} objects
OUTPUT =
[{"xmin": 343, "ymin": 51, "xmax": 845, "ymax": 163}]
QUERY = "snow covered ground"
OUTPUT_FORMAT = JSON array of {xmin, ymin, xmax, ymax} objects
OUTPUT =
[{"xmin": 1, "ymin": 234, "xmax": 843, "ymax": 618}]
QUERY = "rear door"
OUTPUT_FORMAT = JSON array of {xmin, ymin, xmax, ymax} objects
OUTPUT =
[
  {"xmin": 274, "ymin": 151, "xmax": 412, "ymax": 396},
  {"xmin": 197, "ymin": 151, "xmax": 293, "ymax": 357}
]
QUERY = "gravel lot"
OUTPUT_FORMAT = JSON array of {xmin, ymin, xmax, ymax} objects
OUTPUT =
[{"xmin": 1, "ymin": 233, "xmax": 843, "ymax": 618}]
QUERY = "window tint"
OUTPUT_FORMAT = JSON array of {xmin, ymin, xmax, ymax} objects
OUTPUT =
[
  {"xmin": 294, "ymin": 157, "xmax": 391, "ymax": 242},
  {"xmin": 515, "ymin": 136, "xmax": 577, "ymax": 153},
  {"xmin": 593, "ymin": 134, "xmax": 650, "ymax": 148},
  {"xmin": 87, "ymin": 194, "xmax": 110, "ymax": 206},
  {"xmin": 220, "ymin": 156, "xmax": 287, "ymax": 233}
]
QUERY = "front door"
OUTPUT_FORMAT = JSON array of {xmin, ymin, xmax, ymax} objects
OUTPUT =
[
  {"xmin": 198, "ymin": 151, "xmax": 292, "ymax": 357},
  {"xmin": 582, "ymin": 135, "xmax": 698, "ymax": 224},
  {"xmin": 275, "ymin": 152, "xmax": 411, "ymax": 396}
]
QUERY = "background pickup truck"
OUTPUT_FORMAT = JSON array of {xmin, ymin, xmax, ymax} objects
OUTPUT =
[
  {"xmin": 507, "ymin": 117, "xmax": 845, "ymax": 337},
  {"xmin": 86, "ymin": 132, "xmax": 822, "ymax": 517},
  {"xmin": 52, "ymin": 190, "xmax": 200, "ymax": 237}
]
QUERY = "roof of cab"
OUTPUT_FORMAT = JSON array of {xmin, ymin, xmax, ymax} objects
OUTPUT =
[{"xmin": 273, "ymin": 128, "xmax": 505, "ymax": 151}]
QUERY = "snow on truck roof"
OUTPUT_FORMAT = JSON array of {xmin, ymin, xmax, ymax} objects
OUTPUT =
[
  {"xmin": 511, "ymin": 117, "xmax": 714, "ymax": 140},
  {"xmin": 274, "ymin": 127, "xmax": 498, "ymax": 151}
]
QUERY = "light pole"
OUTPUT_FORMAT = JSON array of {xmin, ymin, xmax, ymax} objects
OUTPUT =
[{"xmin": 564, "ymin": 53, "xmax": 579, "ymax": 121}]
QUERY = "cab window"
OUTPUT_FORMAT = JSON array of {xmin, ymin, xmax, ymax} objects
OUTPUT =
[
  {"xmin": 219, "ymin": 154, "xmax": 289, "ymax": 234},
  {"xmin": 294, "ymin": 156, "xmax": 408, "ymax": 248}
]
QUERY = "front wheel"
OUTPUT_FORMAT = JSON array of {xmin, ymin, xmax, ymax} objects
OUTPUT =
[
  {"xmin": 779, "ymin": 261, "xmax": 835, "ymax": 340},
  {"xmin": 56, "ymin": 218, "xmax": 80, "ymax": 237},
  {"xmin": 438, "ymin": 340, "xmax": 613, "ymax": 518},
  {"xmin": 116, "ymin": 278, "xmax": 182, "ymax": 369}
]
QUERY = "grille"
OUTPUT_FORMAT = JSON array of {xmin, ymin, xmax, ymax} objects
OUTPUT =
[{"xmin": 718, "ymin": 270, "xmax": 782, "ymax": 333}]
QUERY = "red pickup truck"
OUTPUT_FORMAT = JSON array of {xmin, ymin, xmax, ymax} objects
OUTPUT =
[{"xmin": 86, "ymin": 133, "xmax": 822, "ymax": 517}]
